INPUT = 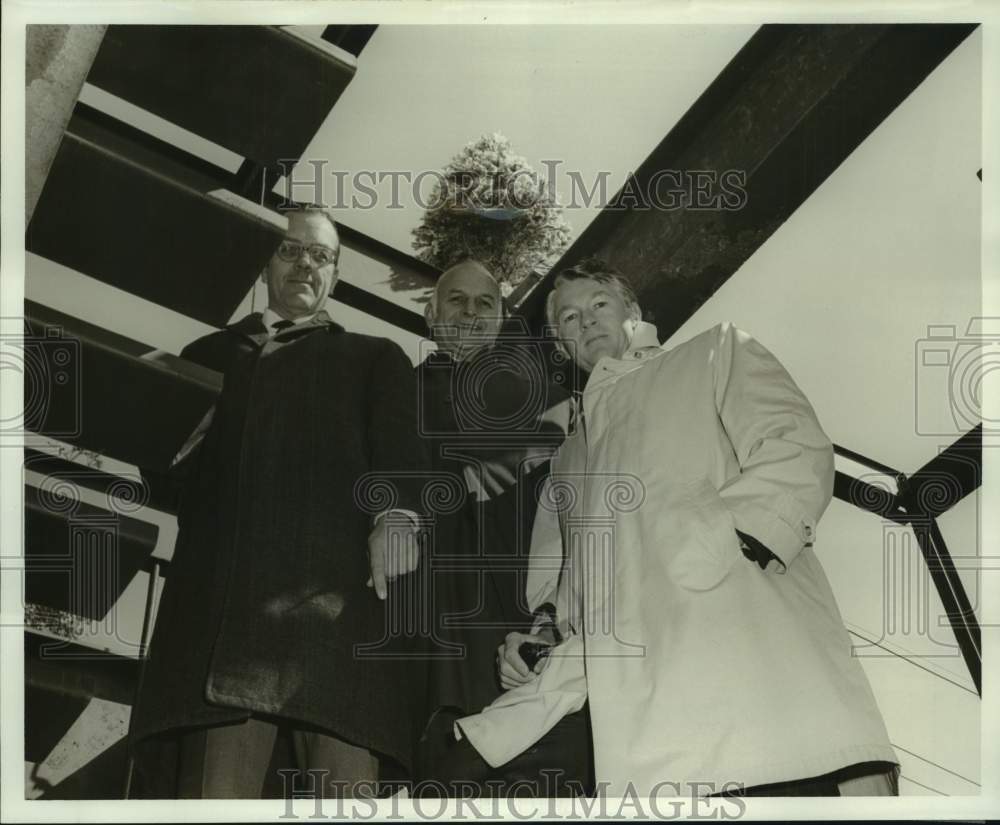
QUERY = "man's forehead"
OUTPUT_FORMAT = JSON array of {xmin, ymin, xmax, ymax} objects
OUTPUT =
[
  {"xmin": 555, "ymin": 279, "xmax": 614, "ymax": 307},
  {"xmin": 444, "ymin": 283, "xmax": 497, "ymax": 298},
  {"xmin": 286, "ymin": 212, "xmax": 339, "ymax": 245},
  {"xmin": 437, "ymin": 265, "xmax": 499, "ymax": 298}
]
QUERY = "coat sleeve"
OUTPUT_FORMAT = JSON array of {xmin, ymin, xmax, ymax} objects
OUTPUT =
[
  {"xmin": 712, "ymin": 323, "xmax": 834, "ymax": 570},
  {"xmin": 525, "ymin": 475, "xmax": 581, "ymax": 636},
  {"xmin": 366, "ymin": 339, "xmax": 433, "ymax": 518},
  {"xmin": 138, "ymin": 333, "xmax": 224, "ymax": 508}
]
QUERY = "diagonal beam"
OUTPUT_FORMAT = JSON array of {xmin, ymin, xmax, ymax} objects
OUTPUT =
[
  {"xmin": 333, "ymin": 281, "xmax": 426, "ymax": 336},
  {"xmin": 86, "ymin": 25, "xmax": 357, "ymax": 169},
  {"xmin": 823, "ymin": 437, "xmax": 982, "ymax": 694},
  {"xmin": 519, "ymin": 24, "xmax": 978, "ymax": 337},
  {"xmin": 832, "ymin": 471, "xmax": 908, "ymax": 523},
  {"xmin": 23, "ymin": 300, "xmax": 222, "ymax": 470},
  {"xmin": 906, "ymin": 425, "xmax": 982, "ymax": 519},
  {"xmin": 909, "ymin": 518, "xmax": 981, "ymax": 695},
  {"xmin": 321, "ymin": 25, "xmax": 379, "ymax": 57}
]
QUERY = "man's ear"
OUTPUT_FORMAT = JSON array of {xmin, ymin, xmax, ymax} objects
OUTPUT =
[
  {"xmin": 554, "ymin": 337, "xmax": 576, "ymax": 368},
  {"xmin": 623, "ymin": 305, "xmax": 641, "ymax": 340},
  {"xmin": 423, "ymin": 299, "xmax": 436, "ymax": 334}
]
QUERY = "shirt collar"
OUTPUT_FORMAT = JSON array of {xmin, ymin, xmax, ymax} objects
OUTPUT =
[
  {"xmin": 262, "ymin": 308, "xmax": 317, "ymax": 331},
  {"xmin": 623, "ymin": 321, "xmax": 662, "ymax": 356},
  {"xmin": 581, "ymin": 321, "xmax": 663, "ymax": 389}
]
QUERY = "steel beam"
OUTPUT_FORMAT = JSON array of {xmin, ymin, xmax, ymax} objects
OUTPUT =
[
  {"xmin": 86, "ymin": 25, "xmax": 357, "ymax": 168},
  {"xmin": 906, "ymin": 425, "xmax": 982, "ymax": 520},
  {"xmin": 321, "ymin": 25, "xmax": 379, "ymax": 57},
  {"xmin": 23, "ymin": 300, "xmax": 222, "ymax": 471},
  {"xmin": 518, "ymin": 24, "xmax": 978, "ymax": 338}
]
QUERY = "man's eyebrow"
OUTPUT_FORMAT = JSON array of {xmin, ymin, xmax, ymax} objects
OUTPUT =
[
  {"xmin": 559, "ymin": 289, "xmax": 611, "ymax": 308},
  {"xmin": 283, "ymin": 236, "xmax": 332, "ymax": 245}
]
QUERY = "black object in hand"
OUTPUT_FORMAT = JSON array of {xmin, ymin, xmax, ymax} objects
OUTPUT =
[
  {"xmin": 518, "ymin": 640, "xmax": 553, "ymax": 671},
  {"xmin": 736, "ymin": 529, "xmax": 777, "ymax": 570},
  {"xmin": 518, "ymin": 601, "xmax": 561, "ymax": 670}
]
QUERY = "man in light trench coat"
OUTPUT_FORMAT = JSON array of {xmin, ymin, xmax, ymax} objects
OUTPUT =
[{"xmin": 455, "ymin": 258, "xmax": 899, "ymax": 798}]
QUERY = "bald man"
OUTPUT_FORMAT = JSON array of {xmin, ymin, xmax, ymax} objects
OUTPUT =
[
  {"xmin": 413, "ymin": 260, "xmax": 581, "ymax": 795},
  {"xmin": 424, "ymin": 259, "xmax": 504, "ymax": 362}
]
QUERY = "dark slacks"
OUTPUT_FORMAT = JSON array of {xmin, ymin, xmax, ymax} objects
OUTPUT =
[{"xmin": 719, "ymin": 761, "xmax": 899, "ymax": 797}]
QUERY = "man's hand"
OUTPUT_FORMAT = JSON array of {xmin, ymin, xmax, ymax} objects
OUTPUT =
[
  {"xmin": 367, "ymin": 514, "xmax": 421, "ymax": 600},
  {"xmin": 736, "ymin": 529, "xmax": 781, "ymax": 571},
  {"xmin": 497, "ymin": 631, "xmax": 552, "ymax": 690}
]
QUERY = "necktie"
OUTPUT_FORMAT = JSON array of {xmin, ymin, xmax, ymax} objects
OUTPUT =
[{"xmin": 271, "ymin": 320, "xmax": 294, "ymax": 334}]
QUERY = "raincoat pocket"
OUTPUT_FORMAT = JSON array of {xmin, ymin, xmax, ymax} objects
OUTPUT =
[{"xmin": 666, "ymin": 477, "xmax": 741, "ymax": 591}]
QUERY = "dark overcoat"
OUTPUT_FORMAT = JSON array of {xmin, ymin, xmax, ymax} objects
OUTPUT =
[
  {"xmin": 131, "ymin": 312, "xmax": 430, "ymax": 771},
  {"xmin": 415, "ymin": 340, "xmax": 567, "ymax": 719}
]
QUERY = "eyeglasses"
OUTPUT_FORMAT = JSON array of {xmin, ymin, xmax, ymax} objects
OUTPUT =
[{"xmin": 275, "ymin": 239, "xmax": 338, "ymax": 267}]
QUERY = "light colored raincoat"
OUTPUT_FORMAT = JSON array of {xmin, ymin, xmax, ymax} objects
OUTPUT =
[{"xmin": 458, "ymin": 322, "xmax": 896, "ymax": 796}]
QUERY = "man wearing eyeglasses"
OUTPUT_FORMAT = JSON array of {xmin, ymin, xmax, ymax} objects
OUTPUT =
[{"xmin": 129, "ymin": 205, "xmax": 429, "ymax": 799}]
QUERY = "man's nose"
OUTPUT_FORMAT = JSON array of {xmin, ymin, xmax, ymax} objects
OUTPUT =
[
  {"xmin": 295, "ymin": 247, "xmax": 316, "ymax": 267},
  {"xmin": 462, "ymin": 299, "xmax": 478, "ymax": 317},
  {"xmin": 581, "ymin": 310, "xmax": 597, "ymax": 328}
]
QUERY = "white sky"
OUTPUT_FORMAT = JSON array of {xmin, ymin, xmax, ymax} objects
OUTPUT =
[{"xmin": 287, "ymin": 24, "xmax": 758, "ymax": 254}]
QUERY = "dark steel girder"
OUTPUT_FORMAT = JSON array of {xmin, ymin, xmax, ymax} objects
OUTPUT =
[
  {"xmin": 519, "ymin": 23, "xmax": 978, "ymax": 337},
  {"xmin": 28, "ymin": 102, "xmax": 431, "ymax": 334},
  {"xmin": 86, "ymin": 25, "xmax": 357, "ymax": 169},
  {"xmin": 906, "ymin": 424, "xmax": 982, "ymax": 520},
  {"xmin": 830, "ymin": 432, "xmax": 983, "ymax": 695},
  {"xmin": 23, "ymin": 300, "xmax": 222, "ymax": 472}
]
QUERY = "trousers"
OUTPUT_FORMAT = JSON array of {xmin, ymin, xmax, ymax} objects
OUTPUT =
[{"xmin": 176, "ymin": 717, "xmax": 379, "ymax": 799}]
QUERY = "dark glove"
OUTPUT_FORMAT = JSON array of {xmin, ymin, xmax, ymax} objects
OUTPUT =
[{"xmin": 736, "ymin": 530, "xmax": 778, "ymax": 570}]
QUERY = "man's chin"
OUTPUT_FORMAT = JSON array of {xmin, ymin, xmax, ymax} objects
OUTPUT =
[
  {"xmin": 585, "ymin": 344, "xmax": 616, "ymax": 364},
  {"xmin": 280, "ymin": 296, "xmax": 320, "ymax": 316},
  {"xmin": 441, "ymin": 342, "xmax": 484, "ymax": 361},
  {"xmin": 437, "ymin": 334, "xmax": 493, "ymax": 359}
]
